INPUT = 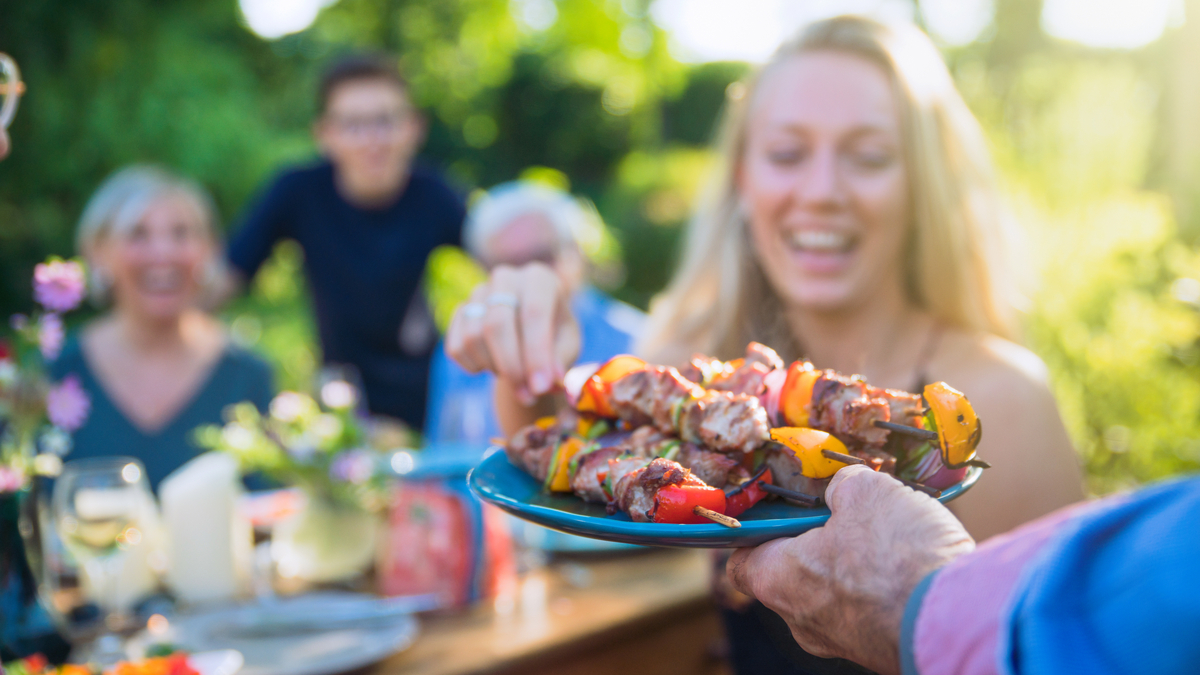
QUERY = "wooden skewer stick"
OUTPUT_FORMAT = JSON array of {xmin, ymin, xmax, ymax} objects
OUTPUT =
[
  {"xmin": 873, "ymin": 420, "xmax": 939, "ymax": 441},
  {"xmin": 758, "ymin": 481, "xmax": 822, "ymax": 507},
  {"xmin": 820, "ymin": 449, "xmax": 866, "ymax": 466},
  {"xmin": 694, "ymin": 506, "xmax": 741, "ymax": 528},
  {"xmin": 897, "ymin": 477, "xmax": 942, "ymax": 498},
  {"xmin": 725, "ymin": 465, "xmax": 771, "ymax": 498}
]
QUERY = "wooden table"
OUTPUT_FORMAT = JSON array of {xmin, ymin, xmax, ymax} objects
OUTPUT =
[{"xmin": 373, "ymin": 549, "xmax": 730, "ymax": 675}]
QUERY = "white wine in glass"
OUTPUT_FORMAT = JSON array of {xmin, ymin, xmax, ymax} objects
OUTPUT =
[{"xmin": 52, "ymin": 457, "xmax": 153, "ymax": 664}]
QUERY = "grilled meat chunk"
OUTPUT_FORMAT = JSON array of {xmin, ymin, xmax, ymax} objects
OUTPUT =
[
  {"xmin": 570, "ymin": 446, "xmax": 623, "ymax": 502},
  {"xmin": 505, "ymin": 424, "xmax": 559, "ymax": 482},
  {"xmin": 810, "ymin": 371, "xmax": 891, "ymax": 448},
  {"xmin": 708, "ymin": 361, "xmax": 773, "ymax": 396},
  {"xmin": 676, "ymin": 442, "xmax": 739, "ymax": 488},
  {"xmin": 870, "ymin": 386, "xmax": 925, "ymax": 428},
  {"xmin": 570, "ymin": 448, "xmax": 650, "ymax": 503},
  {"xmin": 682, "ymin": 343, "xmax": 783, "ymax": 395},
  {"xmin": 679, "ymin": 391, "xmax": 771, "ymax": 454},
  {"xmin": 609, "ymin": 366, "xmax": 701, "ymax": 432},
  {"xmin": 743, "ymin": 342, "xmax": 784, "ymax": 371},
  {"xmin": 611, "ymin": 457, "xmax": 704, "ymax": 522},
  {"xmin": 764, "ymin": 446, "xmax": 831, "ymax": 499}
]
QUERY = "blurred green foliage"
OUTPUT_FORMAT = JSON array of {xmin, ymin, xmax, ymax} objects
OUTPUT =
[{"xmin": 2, "ymin": 0, "xmax": 1199, "ymax": 492}]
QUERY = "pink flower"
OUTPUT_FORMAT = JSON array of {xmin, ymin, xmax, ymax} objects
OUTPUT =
[
  {"xmin": 39, "ymin": 313, "xmax": 64, "ymax": 360},
  {"xmin": 0, "ymin": 466, "xmax": 25, "ymax": 492},
  {"xmin": 330, "ymin": 450, "xmax": 375, "ymax": 485},
  {"xmin": 46, "ymin": 375, "xmax": 91, "ymax": 432},
  {"xmin": 34, "ymin": 260, "xmax": 86, "ymax": 312}
]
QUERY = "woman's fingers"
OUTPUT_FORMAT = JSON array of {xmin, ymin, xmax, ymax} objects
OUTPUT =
[
  {"xmin": 446, "ymin": 285, "xmax": 493, "ymax": 374},
  {"xmin": 445, "ymin": 262, "xmax": 579, "ymax": 403},
  {"xmin": 482, "ymin": 266, "xmax": 530, "ymax": 394},
  {"xmin": 518, "ymin": 264, "xmax": 564, "ymax": 396}
]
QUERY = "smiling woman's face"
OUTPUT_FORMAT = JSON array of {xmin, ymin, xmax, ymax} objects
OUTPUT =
[
  {"xmin": 96, "ymin": 195, "xmax": 214, "ymax": 320},
  {"xmin": 738, "ymin": 51, "xmax": 910, "ymax": 315}
]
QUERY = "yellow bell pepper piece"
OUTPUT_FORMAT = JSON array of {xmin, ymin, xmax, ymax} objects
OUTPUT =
[
  {"xmin": 924, "ymin": 382, "xmax": 982, "ymax": 469},
  {"xmin": 535, "ymin": 416, "xmax": 557, "ymax": 430},
  {"xmin": 548, "ymin": 437, "xmax": 585, "ymax": 492},
  {"xmin": 577, "ymin": 416, "xmax": 597, "ymax": 438},
  {"xmin": 770, "ymin": 427, "xmax": 852, "ymax": 479}
]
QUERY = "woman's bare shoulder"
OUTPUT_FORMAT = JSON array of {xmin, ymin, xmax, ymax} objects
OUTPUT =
[{"xmin": 934, "ymin": 329, "xmax": 1053, "ymax": 402}]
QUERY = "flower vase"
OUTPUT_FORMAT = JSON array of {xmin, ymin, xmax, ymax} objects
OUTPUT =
[
  {"xmin": 0, "ymin": 484, "xmax": 69, "ymax": 662},
  {"xmin": 271, "ymin": 492, "xmax": 379, "ymax": 584}
]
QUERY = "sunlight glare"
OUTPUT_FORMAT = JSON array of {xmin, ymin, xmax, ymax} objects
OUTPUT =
[
  {"xmin": 650, "ymin": 0, "xmax": 913, "ymax": 63},
  {"xmin": 1042, "ymin": 0, "xmax": 1182, "ymax": 49},
  {"xmin": 239, "ymin": 0, "xmax": 337, "ymax": 39},
  {"xmin": 920, "ymin": 0, "xmax": 994, "ymax": 46}
]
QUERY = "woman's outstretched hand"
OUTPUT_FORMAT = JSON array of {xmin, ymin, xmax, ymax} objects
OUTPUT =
[
  {"xmin": 445, "ymin": 263, "xmax": 580, "ymax": 406},
  {"xmin": 727, "ymin": 466, "xmax": 975, "ymax": 675}
]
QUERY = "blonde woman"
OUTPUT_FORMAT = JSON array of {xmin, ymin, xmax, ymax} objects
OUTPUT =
[
  {"xmin": 51, "ymin": 166, "xmax": 273, "ymax": 491},
  {"xmin": 446, "ymin": 16, "xmax": 1082, "ymax": 671}
]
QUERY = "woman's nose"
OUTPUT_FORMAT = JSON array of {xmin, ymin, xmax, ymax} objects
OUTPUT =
[{"xmin": 796, "ymin": 145, "xmax": 844, "ymax": 208}]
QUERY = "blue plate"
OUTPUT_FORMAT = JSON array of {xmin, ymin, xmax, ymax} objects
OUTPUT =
[{"xmin": 468, "ymin": 449, "xmax": 983, "ymax": 548}]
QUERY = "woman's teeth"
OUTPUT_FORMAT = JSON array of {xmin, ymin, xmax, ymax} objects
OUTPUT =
[
  {"xmin": 787, "ymin": 231, "xmax": 853, "ymax": 253},
  {"xmin": 139, "ymin": 269, "xmax": 183, "ymax": 292}
]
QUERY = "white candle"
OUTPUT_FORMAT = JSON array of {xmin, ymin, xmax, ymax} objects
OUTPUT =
[{"xmin": 160, "ymin": 453, "xmax": 252, "ymax": 605}]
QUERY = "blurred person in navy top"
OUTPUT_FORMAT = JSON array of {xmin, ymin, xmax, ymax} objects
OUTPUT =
[
  {"xmin": 226, "ymin": 55, "xmax": 465, "ymax": 431},
  {"xmin": 426, "ymin": 182, "xmax": 643, "ymax": 446}
]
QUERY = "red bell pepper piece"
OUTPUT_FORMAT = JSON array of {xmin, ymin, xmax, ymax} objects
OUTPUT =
[
  {"xmin": 725, "ymin": 468, "xmax": 773, "ymax": 518},
  {"xmin": 652, "ymin": 483, "xmax": 727, "ymax": 524}
]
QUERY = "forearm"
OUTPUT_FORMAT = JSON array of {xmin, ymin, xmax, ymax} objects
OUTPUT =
[
  {"xmin": 492, "ymin": 376, "xmax": 556, "ymax": 437},
  {"xmin": 901, "ymin": 500, "xmax": 1094, "ymax": 675}
]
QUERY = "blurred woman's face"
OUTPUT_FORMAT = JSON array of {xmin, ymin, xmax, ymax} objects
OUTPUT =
[
  {"xmin": 738, "ymin": 51, "xmax": 910, "ymax": 315},
  {"xmin": 96, "ymin": 196, "xmax": 214, "ymax": 321}
]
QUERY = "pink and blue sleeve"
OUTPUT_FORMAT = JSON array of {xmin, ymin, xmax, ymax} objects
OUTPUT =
[{"xmin": 900, "ymin": 476, "xmax": 1200, "ymax": 675}]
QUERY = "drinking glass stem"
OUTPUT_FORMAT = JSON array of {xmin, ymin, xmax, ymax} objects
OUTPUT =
[{"xmin": 82, "ymin": 551, "xmax": 128, "ymax": 663}]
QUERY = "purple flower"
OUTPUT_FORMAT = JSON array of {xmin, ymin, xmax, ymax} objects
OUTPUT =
[
  {"xmin": 329, "ymin": 450, "xmax": 375, "ymax": 485},
  {"xmin": 39, "ymin": 313, "xmax": 64, "ymax": 360},
  {"xmin": 33, "ymin": 260, "xmax": 86, "ymax": 312},
  {"xmin": 46, "ymin": 375, "xmax": 91, "ymax": 432}
]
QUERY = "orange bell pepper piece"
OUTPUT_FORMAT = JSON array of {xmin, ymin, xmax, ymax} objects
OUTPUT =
[
  {"xmin": 575, "ymin": 355, "xmax": 646, "ymax": 418},
  {"xmin": 923, "ymin": 382, "xmax": 982, "ymax": 469},
  {"xmin": 545, "ymin": 437, "xmax": 586, "ymax": 492},
  {"xmin": 778, "ymin": 361, "xmax": 821, "ymax": 427}
]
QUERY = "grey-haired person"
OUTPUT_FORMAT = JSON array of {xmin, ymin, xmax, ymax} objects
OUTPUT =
[
  {"xmin": 425, "ymin": 180, "xmax": 643, "ymax": 446},
  {"xmin": 50, "ymin": 166, "xmax": 273, "ymax": 491}
]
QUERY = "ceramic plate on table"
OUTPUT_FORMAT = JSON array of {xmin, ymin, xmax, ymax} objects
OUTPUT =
[
  {"xmin": 188, "ymin": 650, "xmax": 245, "ymax": 675},
  {"xmin": 469, "ymin": 449, "xmax": 982, "ymax": 548},
  {"xmin": 127, "ymin": 592, "xmax": 419, "ymax": 675}
]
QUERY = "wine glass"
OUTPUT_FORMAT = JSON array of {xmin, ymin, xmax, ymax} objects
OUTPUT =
[
  {"xmin": 0, "ymin": 52, "xmax": 23, "ymax": 130},
  {"xmin": 51, "ymin": 457, "xmax": 154, "ymax": 664}
]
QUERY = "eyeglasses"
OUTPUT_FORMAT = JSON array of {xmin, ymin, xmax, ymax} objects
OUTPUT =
[
  {"xmin": 326, "ymin": 111, "xmax": 412, "ymax": 137},
  {"xmin": 1, "ymin": 52, "xmax": 24, "ymax": 130}
]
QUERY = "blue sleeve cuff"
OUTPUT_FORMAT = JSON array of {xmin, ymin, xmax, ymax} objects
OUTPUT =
[{"xmin": 900, "ymin": 568, "xmax": 941, "ymax": 675}]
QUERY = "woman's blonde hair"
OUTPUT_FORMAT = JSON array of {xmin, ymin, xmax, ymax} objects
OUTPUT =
[
  {"xmin": 637, "ymin": 15, "xmax": 1018, "ymax": 366},
  {"xmin": 77, "ymin": 165, "xmax": 224, "ymax": 305}
]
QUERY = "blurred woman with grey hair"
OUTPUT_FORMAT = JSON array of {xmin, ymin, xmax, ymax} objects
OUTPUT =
[
  {"xmin": 425, "ymin": 180, "xmax": 643, "ymax": 446},
  {"xmin": 51, "ymin": 165, "xmax": 273, "ymax": 491}
]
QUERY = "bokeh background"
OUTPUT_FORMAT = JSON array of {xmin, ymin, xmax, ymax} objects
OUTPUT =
[{"xmin": 2, "ymin": 0, "xmax": 1199, "ymax": 495}]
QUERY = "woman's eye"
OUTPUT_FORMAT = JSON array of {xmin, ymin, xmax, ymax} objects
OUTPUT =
[
  {"xmin": 767, "ymin": 147, "xmax": 807, "ymax": 166},
  {"xmin": 849, "ymin": 148, "xmax": 895, "ymax": 169}
]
